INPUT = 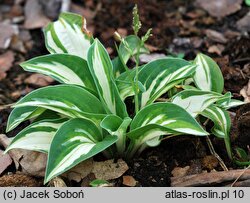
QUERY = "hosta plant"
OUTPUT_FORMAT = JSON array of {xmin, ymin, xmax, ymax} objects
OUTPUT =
[{"xmin": 5, "ymin": 6, "xmax": 244, "ymax": 183}]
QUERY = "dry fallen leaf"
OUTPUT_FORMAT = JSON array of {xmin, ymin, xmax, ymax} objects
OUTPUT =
[
  {"xmin": 62, "ymin": 158, "xmax": 128, "ymax": 183},
  {"xmin": 224, "ymin": 30, "xmax": 241, "ymax": 39},
  {"xmin": 0, "ymin": 134, "xmax": 47, "ymax": 177},
  {"xmin": 208, "ymin": 44, "xmax": 225, "ymax": 56},
  {"xmin": 190, "ymin": 37, "xmax": 203, "ymax": 48},
  {"xmin": 236, "ymin": 11, "xmax": 250, "ymax": 32},
  {"xmin": 144, "ymin": 43, "xmax": 160, "ymax": 52},
  {"xmin": 240, "ymin": 80, "xmax": 250, "ymax": 103},
  {"xmin": 49, "ymin": 177, "xmax": 67, "ymax": 187},
  {"xmin": 171, "ymin": 166, "xmax": 190, "ymax": 178},
  {"xmin": 187, "ymin": 159, "xmax": 203, "ymax": 175},
  {"xmin": 205, "ymin": 29, "xmax": 227, "ymax": 44},
  {"xmin": 0, "ymin": 149, "xmax": 12, "ymax": 175},
  {"xmin": 62, "ymin": 159, "xmax": 94, "ymax": 182},
  {"xmin": 195, "ymin": 0, "xmax": 243, "ymax": 18},
  {"xmin": 122, "ymin": 175, "xmax": 137, "ymax": 187},
  {"xmin": 20, "ymin": 150, "xmax": 47, "ymax": 177},
  {"xmin": 70, "ymin": 3, "xmax": 97, "ymax": 23},
  {"xmin": 24, "ymin": 0, "xmax": 50, "ymax": 29},
  {"xmin": 0, "ymin": 51, "xmax": 15, "ymax": 80},
  {"xmin": 24, "ymin": 73, "xmax": 54, "ymax": 87},
  {"xmin": 81, "ymin": 173, "xmax": 96, "ymax": 187},
  {"xmin": 39, "ymin": 0, "xmax": 67, "ymax": 19},
  {"xmin": 92, "ymin": 159, "xmax": 129, "ymax": 180},
  {"xmin": 0, "ymin": 23, "xmax": 17, "ymax": 49},
  {"xmin": 10, "ymin": 35, "xmax": 26, "ymax": 53}
]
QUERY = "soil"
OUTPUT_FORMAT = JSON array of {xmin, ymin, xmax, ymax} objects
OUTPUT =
[{"xmin": 0, "ymin": 0, "xmax": 250, "ymax": 187}]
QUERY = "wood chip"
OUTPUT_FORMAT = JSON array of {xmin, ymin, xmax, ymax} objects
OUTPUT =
[{"xmin": 122, "ymin": 175, "xmax": 137, "ymax": 187}]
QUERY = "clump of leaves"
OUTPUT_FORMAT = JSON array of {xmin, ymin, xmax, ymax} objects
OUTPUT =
[
  {"xmin": 245, "ymin": 0, "xmax": 250, "ymax": 6},
  {"xmin": 235, "ymin": 147, "xmax": 250, "ymax": 165},
  {"xmin": 5, "ymin": 6, "xmax": 244, "ymax": 183}
]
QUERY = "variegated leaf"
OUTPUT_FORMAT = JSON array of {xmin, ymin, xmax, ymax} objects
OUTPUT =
[
  {"xmin": 138, "ymin": 58, "xmax": 196, "ymax": 108},
  {"xmin": 5, "ymin": 118, "xmax": 67, "ymax": 153},
  {"xmin": 44, "ymin": 12, "xmax": 92, "ymax": 59},
  {"xmin": 193, "ymin": 53, "xmax": 224, "ymax": 93},
  {"xmin": 116, "ymin": 79, "xmax": 134, "ymax": 100},
  {"xmin": 21, "ymin": 54, "xmax": 97, "ymax": 92},
  {"xmin": 201, "ymin": 105, "xmax": 232, "ymax": 159},
  {"xmin": 101, "ymin": 115, "xmax": 131, "ymax": 155},
  {"xmin": 172, "ymin": 90, "xmax": 227, "ymax": 117},
  {"xmin": 130, "ymin": 102, "xmax": 208, "ymax": 135},
  {"xmin": 116, "ymin": 69, "xmax": 136, "ymax": 100},
  {"xmin": 6, "ymin": 107, "xmax": 45, "ymax": 132},
  {"xmin": 45, "ymin": 118, "xmax": 118, "ymax": 183},
  {"xmin": 87, "ymin": 39, "xmax": 127, "ymax": 118},
  {"xmin": 218, "ymin": 99, "xmax": 245, "ymax": 109},
  {"xmin": 126, "ymin": 102, "xmax": 208, "ymax": 157},
  {"xmin": 116, "ymin": 65, "xmax": 145, "ymax": 100},
  {"xmin": 9, "ymin": 85, "xmax": 106, "ymax": 128},
  {"xmin": 33, "ymin": 109, "xmax": 64, "ymax": 123},
  {"xmin": 201, "ymin": 105, "xmax": 230, "ymax": 139}
]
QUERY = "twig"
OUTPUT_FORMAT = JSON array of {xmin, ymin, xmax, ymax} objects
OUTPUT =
[
  {"xmin": 231, "ymin": 165, "xmax": 250, "ymax": 187},
  {"xmin": 233, "ymin": 57, "xmax": 250, "ymax": 64},
  {"xmin": 236, "ymin": 67, "xmax": 246, "ymax": 80},
  {"xmin": 227, "ymin": 179, "xmax": 250, "ymax": 187},
  {"xmin": 203, "ymin": 118, "xmax": 228, "ymax": 171},
  {"xmin": 206, "ymin": 136, "xmax": 228, "ymax": 171},
  {"xmin": 171, "ymin": 169, "xmax": 250, "ymax": 187}
]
